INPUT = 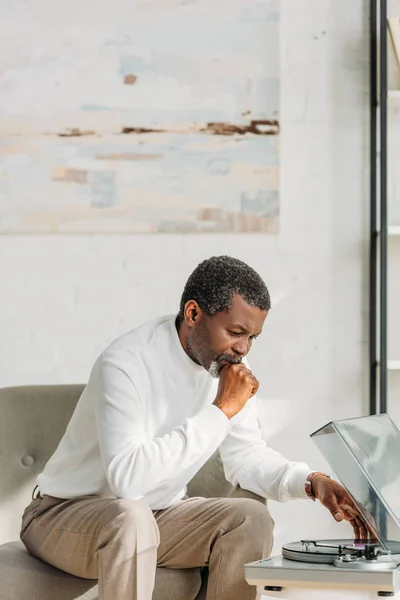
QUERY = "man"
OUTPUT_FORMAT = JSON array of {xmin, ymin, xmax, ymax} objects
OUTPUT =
[{"xmin": 20, "ymin": 256, "xmax": 368, "ymax": 600}]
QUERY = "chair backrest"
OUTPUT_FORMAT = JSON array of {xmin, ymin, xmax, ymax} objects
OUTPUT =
[
  {"xmin": 0, "ymin": 385, "xmax": 85, "ymax": 544},
  {"xmin": 0, "ymin": 385, "xmax": 234, "ymax": 545}
]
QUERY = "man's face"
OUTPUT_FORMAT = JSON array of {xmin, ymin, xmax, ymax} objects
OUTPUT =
[{"xmin": 186, "ymin": 294, "xmax": 268, "ymax": 377}]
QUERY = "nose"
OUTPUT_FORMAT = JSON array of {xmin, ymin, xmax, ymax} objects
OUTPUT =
[{"xmin": 232, "ymin": 337, "xmax": 250, "ymax": 357}]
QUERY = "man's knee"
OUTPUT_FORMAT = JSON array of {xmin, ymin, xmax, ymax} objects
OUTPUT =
[
  {"xmin": 226, "ymin": 497, "xmax": 273, "ymax": 523},
  {"xmin": 244, "ymin": 499, "xmax": 274, "ymax": 554},
  {"xmin": 101, "ymin": 499, "xmax": 160, "ymax": 550},
  {"xmin": 227, "ymin": 498, "xmax": 274, "ymax": 554}
]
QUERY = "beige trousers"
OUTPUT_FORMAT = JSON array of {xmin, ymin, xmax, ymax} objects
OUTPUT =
[{"xmin": 21, "ymin": 493, "xmax": 273, "ymax": 600}]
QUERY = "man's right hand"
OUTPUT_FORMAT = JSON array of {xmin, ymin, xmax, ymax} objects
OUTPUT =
[{"xmin": 213, "ymin": 363, "xmax": 259, "ymax": 419}]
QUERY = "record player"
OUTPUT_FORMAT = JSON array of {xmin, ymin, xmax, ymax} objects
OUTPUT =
[{"xmin": 245, "ymin": 413, "xmax": 400, "ymax": 597}]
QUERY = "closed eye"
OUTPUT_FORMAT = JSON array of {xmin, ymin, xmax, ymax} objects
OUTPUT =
[
  {"xmin": 228, "ymin": 330, "xmax": 259, "ymax": 341},
  {"xmin": 228, "ymin": 330, "xmax": 242, "ymax": 337}
]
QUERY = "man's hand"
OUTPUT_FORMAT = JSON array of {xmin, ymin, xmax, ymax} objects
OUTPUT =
[
  {"xmin": 311, "ymin": 474, "xmax": 376, "ymax": 539},
  {"xmin": 213, "ymin": 363, "xmax": 259, "ymax": 420}
]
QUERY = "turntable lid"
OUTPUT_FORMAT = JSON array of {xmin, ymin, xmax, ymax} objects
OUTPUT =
[{"xmin": 311, "ymin": 413, "xmax": 400, "ymax": 552}]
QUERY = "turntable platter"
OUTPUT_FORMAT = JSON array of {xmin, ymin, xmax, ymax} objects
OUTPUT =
[{"xmin": 282, "ymin": 539, "xmax": 370, "ymax": 565}]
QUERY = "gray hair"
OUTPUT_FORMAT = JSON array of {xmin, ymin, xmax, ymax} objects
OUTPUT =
[{"xmin": 177, "ymin": 255, "xmax": 271, "ymax": 324}]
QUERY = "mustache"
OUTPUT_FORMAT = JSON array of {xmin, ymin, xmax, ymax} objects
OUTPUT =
[{"xmin": 216, "ymin": 354, "xmax": 242, "ymax": 365}]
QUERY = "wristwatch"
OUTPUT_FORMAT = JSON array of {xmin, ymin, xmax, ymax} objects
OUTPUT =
[{"xmin": 305, "ymin": 472, "xmax": 331, "ymax": 501}]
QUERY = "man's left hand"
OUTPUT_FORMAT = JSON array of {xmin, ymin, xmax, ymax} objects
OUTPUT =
[{"xmin": 311, "ymin": 474, "xmax": 375, "ymax": 539}]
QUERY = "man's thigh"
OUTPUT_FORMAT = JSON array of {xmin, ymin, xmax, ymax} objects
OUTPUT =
[
  {"xmin": 21, "ymin": 494, "xmax": 148, "ymax": 578},
  {"xmin": 154, "ymin": 496, "xmax": 273, "ymax": 569}
]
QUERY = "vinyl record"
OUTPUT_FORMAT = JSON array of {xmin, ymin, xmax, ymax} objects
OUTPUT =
[{"xmin": 282, "ymin": 539, "xmax": 357, "ymax": 564}]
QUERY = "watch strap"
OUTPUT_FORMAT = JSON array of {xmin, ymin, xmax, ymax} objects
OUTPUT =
[{"xmin": 305, "ymin": 472, "xmax": 331, "ymax": 500}]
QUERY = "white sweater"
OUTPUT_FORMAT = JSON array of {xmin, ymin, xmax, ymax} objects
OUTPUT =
[{"xmin": 38, "ymin": 315, "xmax": 312, "ymax": 509}]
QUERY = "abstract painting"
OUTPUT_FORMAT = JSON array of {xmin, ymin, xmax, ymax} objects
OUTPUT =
[{"xmin": 0, "ymin": 0, "xmax": 280, "ymax": 233}]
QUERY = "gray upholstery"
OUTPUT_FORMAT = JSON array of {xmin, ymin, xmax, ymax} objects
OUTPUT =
[
  {"xmin": 0, "ymin": 385, "xmax": 260, "ymax": 600},
  {"xmin": 0, "ymin": 541, "xmax": 201, "ymax": 600}
]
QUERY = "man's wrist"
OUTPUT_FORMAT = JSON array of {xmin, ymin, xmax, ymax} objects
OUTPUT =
[
  {"xmin": 305, "ymin": 472, "xmax": 331, "ymax": 500},
  {"xmin": 212, "ymin": 400, "xmax": 233, "ymax": 420}
]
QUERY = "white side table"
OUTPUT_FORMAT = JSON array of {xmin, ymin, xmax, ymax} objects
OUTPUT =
[{"xmin": 246, "ymin": 555, "xmax": 400, "ymax": 600}]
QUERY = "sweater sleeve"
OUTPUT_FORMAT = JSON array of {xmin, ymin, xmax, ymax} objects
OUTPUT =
[
  {"xmin": 92, "ymin": 352, "xmax": 230, "ymax": 499},
  {"xmin": 218, "ymin": 396, "xmax": 312, "ymax": 502}
]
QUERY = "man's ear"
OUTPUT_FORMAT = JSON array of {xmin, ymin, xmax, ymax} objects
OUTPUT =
[{"xmin": 184, "ymin": 300, "xmax": 203, "ymax": 327}]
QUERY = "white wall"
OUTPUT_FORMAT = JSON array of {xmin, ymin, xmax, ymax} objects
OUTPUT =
[{"xmin": 0, "ymin": 0, "xmax": 373, "ymax": 567}]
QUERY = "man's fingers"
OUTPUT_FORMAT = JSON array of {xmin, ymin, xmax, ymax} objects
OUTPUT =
[
  {"xmin": 349, "ymin": 516, "xmax": 366, "ymax": 539},
  {"xmin": 348, "ymin": 518, "xmax": 359, "ymax": 537},
  {"xmin": 355, "ymin": 516, "xmax": 368, "ymax": 540},
  {"xmin": 318, "ymin": 479, "xmax": 379, "ymax": 540},
  {"xmin": 342, "ymin": 500, "xmax": 360, "ymax": 514},
  {"xmin": 329, "ymin": 501, "xmax": 368, "ymax": 536},
  {"xmin": 342, "ymin": 507, "xmax": 372, "ymax": 539},
  {"xmin": 248, "ymin": 375, "xmax": 259, "ymax": 397},
  {"xmin": 360, "ymin": 510, "xmax": 379, "ymax": 538},
  {"xmin": 326, "ymin": 501, "xmax": 345, "ymax": 522}
]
